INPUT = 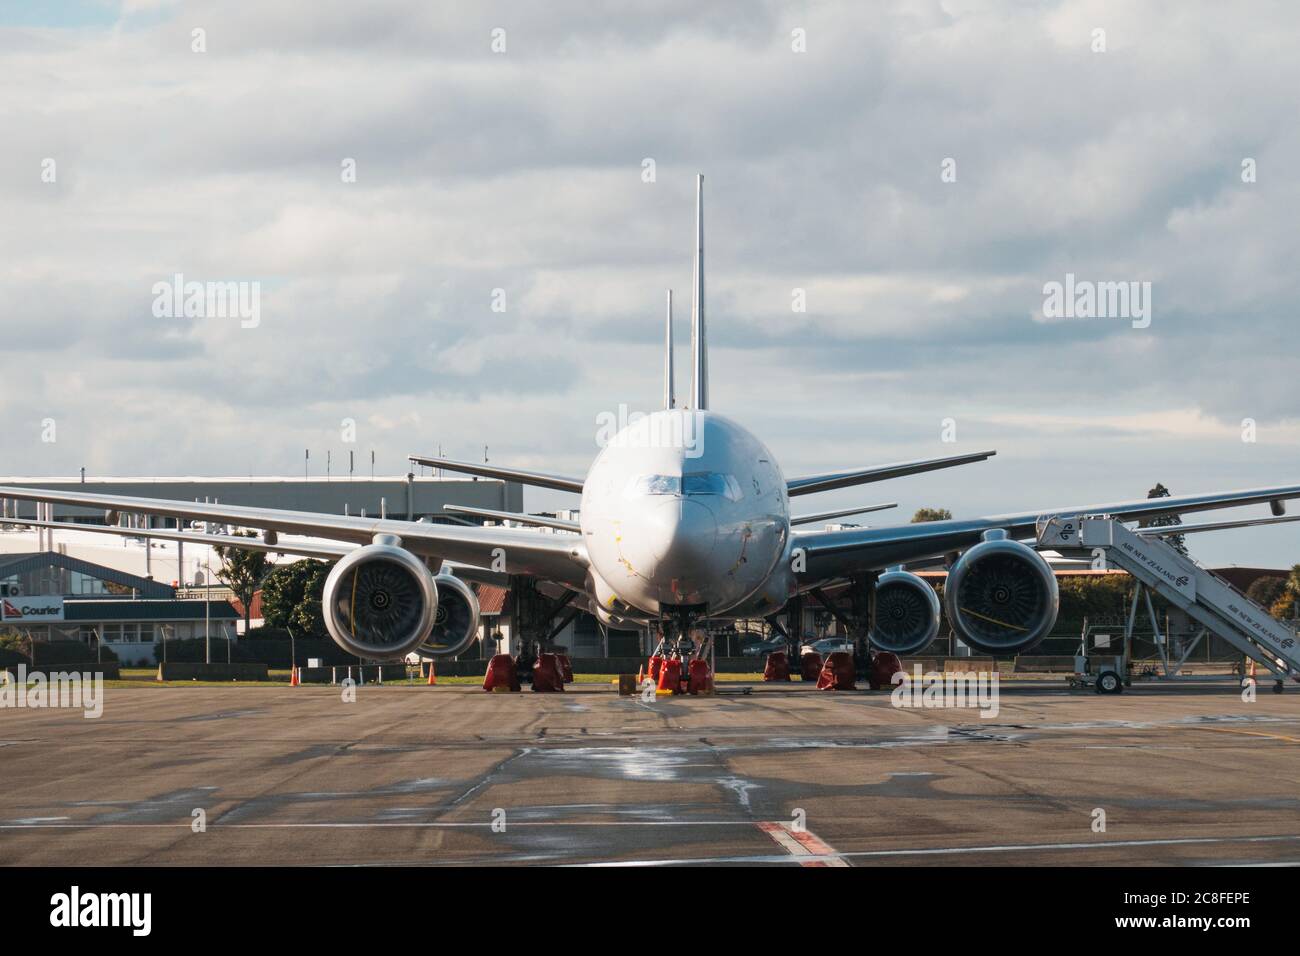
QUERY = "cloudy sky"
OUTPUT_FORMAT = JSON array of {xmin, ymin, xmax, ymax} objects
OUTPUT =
[{"xmin": 2, "ymin": 0, "xmax": 1298, "ymax": 566}]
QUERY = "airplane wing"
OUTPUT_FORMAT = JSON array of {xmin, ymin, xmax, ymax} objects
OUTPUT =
[
  {"xmin": 1136, "ymin": 513, "xmax": 1300, "ymax": 536},
  {"xmin": 408, "ymin": 455, "xmax": 584, "ymax": 493},
  {"xmin": 0, "ymin": 516, "xmax": 514, "ymax": 587},
  {"xmin": 443, "ymin": 504, "xmax": 580, "ymax": 532},
  {"xmin": 0, "ymin": 485, "xmax": 587, "ymax": 587},
  {"xmin": 789, "ymin": 502, "xmax": 896, "ymax": 526},
  {"xmin": 793, "ymin": 483, "xmax": 1300, "ymax": 583},
  {"xmin": 0, "ymin": 516, "xmax": 352, "ymax": 559},
  {"xmin": 786, "ymin": 450, "xmax": 995, "ymax": 496}
]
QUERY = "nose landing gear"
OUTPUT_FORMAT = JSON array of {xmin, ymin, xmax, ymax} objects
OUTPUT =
[{"xmin": 642, "ymin": 607, "xmax": 715, "ymax": 695}]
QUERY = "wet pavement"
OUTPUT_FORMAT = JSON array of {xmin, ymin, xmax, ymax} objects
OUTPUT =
[{"xmin": 1, "ymin": 681, "xmax": 1298, "ymax": 866}]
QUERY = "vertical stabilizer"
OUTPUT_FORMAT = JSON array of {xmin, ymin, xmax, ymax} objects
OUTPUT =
[
  {"xmin": 690, "ymin": 173, "xmax": 708, "ymax": 410},
  {"xmin": 664, "ymin": 289, "xmax": 675, "ymax": 409}
]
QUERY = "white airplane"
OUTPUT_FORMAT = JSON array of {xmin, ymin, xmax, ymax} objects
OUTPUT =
[{"xmin": 4, "ymin": 175, "xmax": 1300, "ymax": 665}]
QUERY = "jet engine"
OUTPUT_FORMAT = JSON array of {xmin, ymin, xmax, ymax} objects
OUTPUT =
[
  {"xmin": 322, "ymin": 542, "xmax": 438, "ymax": 660},
  {"xmin": 943, "ymin": 532, "xmax": 1059, "ymax": 655},
  {"xmin": 869, "ymin": 569, "xmax": 941, "ymax": 655},
  {"xmin": 416, "ymin": 573, "xmax": 481, "ymax": 658}
]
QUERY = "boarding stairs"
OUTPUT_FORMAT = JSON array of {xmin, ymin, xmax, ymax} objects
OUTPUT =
[{"xmin": 1037, "ymin": 516, "xmax": 1300, "ymax": 684}]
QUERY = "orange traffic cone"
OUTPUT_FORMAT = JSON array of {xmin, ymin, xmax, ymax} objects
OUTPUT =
[
  {"xmin": 289, "ymin": 665, "xmax": 299, "ymax": 687},
  {"xmin": 427, "ymin": 661, "xmax": 437, "ymax": 686}
]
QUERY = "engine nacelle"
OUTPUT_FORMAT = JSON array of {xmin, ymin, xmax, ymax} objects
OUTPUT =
[
  {"xmin": 415, "ymin": 573, "xmax": 481, "ymax": 659},
  {"xmin": 943, "ymin": 532, "xmax": 1059, "ymax": 655},
  {"xmin": 869, "ymin": 569, "xmax": 941, "ymax": 655},
  {"xmin": 322, "ymin": 542, "xmax": 438, "ymax": 660}
]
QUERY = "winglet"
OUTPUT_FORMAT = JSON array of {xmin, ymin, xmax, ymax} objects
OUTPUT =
[{"xmin": 690, "ymin": 174, "xmax": 708, "ymax": 411}]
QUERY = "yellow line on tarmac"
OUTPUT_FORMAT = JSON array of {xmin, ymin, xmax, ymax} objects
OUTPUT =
[{"xmin": 1196, "ymin": 726, "xmax": 1300, "ymax": 744}]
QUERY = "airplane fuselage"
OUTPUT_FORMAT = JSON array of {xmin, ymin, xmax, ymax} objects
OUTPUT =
[{"xmin": 580, "ymin": 409, "xmax": 792, "ymax": 620}]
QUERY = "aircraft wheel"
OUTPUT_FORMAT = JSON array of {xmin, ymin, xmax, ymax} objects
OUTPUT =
[
  {"xmin": 1273, "ymin": 681, "xmax": 1284, "ymax": 695},
  {"xmin": 1096, "ymin": 671, "xmax": 1122, "ymax": 695}
]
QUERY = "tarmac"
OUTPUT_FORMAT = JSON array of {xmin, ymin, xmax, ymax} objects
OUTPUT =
[{"xmin": 2, "ymin": 680, "xmax": 1298, "ymax": 866}]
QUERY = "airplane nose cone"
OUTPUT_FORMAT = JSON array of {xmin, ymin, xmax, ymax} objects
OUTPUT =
[
  {"xmin": 654, "ymin": 498, "xmax": 718, "ymax": 582},
  {"xmin": 623, "ymin": 497, "xmax": 718, "ymax": 585}
]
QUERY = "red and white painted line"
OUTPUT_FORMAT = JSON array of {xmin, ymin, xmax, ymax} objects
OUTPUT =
[{"xmin": 756, "ymin": 820, "xmax": 849, "ymax": 866}]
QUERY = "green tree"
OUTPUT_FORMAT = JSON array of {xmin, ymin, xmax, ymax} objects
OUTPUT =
[
  {"xmin": 1246, "ymin": 575, "xmax": 1287, "ymax": 610},
  {"xmin": 911, "ymin": 507, "xmax": 952, "ymax": 523},
  {"xmin": 1272, "ymin": 590, "xmax": 1296, "ymax": 621},
  {"xmin": 260, "ymin": 559, "xmax": 333, "ymax": 637},
  {"xmin": 214, "ymin": 531, "xmax": 270, "ymax": 633},
  {"xmin": 1270, "ymin": 563, "xmax": 1300, "ymax": 621},
  {"xmin": 0, "ymin": 628, "xmax": 32, "ymax": 662},
  {"xmin": 1139, "ymin": 482, "xmax": 1187, "ymax": 556},
  {"xmin": 1057, "ymin": 574, "xmax": 1132, "ymax": 622}
]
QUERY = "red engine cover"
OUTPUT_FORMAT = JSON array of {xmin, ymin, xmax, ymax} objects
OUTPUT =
[
  {"xmin": 870, "ymin": 651, "xmax": 904, "ymax": 690},
  {"xmin": 687, "ymin": 658, "xmax": 713, "ymax": 695},
  {"xmin": 763, "ymin": 651, "xmax": 792, "ymax": 682},
  {"xmin": 647, "ymin": 655, "xmax": 664, "ymax": 684},
  {"xmin": 482, "ymin": 654, "xmax": 520, "ymax": 692},
  {"xmin": 532, "ymin": 653, "xmax": 565, "ymax": 692},
  {"xmin": 816, "ymin": 651, "xmax": 857, "ymax": 690},
  {"xmin": 557, "ymin": 654, "xmax": 574, "ymax": 683},
  {"xmin": 799, "ymin": 651, "xmax": 823, "ymax": 682},
  {"xmin": 657, "ymin": 657, "xmax": 683, "ymax": 694}
]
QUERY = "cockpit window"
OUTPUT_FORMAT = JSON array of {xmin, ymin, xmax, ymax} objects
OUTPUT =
[
  {"xmin": 626, "ymin": 472, "xmax": 742, "ymax": 500},
  {"xmin": 683, "ymin": 472, "xmax": 744, "ymax": 499},
  {"xmin": 629, "ymin": 474, "xmax": 680, "ymax": 496}
]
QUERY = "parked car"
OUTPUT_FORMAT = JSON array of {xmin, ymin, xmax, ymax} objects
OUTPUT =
[
  {"xmin": 741, "ymin": 637, "xmax": 789, "ymax": 657},
  {"xmin": 801, "ymin": 637, "xmax": 854, "ymax": 657}
]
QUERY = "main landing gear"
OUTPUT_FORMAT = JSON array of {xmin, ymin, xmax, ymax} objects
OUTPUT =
[{"xmin": 483, "ymin": 577, "xmax": 579, "ymax": 693}]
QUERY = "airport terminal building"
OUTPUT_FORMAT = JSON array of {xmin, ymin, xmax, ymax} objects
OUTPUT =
[{"xmin": 0, "ymin": 550, "xmax": 238, "ymax": 666}]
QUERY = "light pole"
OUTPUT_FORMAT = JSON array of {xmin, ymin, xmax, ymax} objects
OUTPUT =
[
  {"xmin": 287, "ymin": 625, "xmax": 296, "ymax": 682},
  {"xmin": 204, "ymin": 551, "xmax": 211, "ymax": 665}
]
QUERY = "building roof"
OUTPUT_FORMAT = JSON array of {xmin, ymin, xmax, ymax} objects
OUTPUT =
[
  {"xmin": 1209, "ymin": 567, "xmax": 1290, "ymax": 591},
  {"xmin": 0, "ymin": 551, "xmax": 174, "ymax": 598},
  {"xmin": 229, "ymin": 590, "xmax": 263, "ymax": 620},
  {"xmin": 475, "ymin": 584, "xmax": 509, "ymax": 615},
  {"xmin": 913, "ymin": 567, "xmax": 1131, "ymax": 579},
  {"xmin": 63, "ymin": 599, "xmax": 239, "ymax": 622}
]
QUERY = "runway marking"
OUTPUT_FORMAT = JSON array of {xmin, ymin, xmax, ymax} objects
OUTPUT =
[
  {"xmin": 0, "ymin": 820, "xmax": 759, "ymax": 830},
  {"xmin": 9, "ymin": 816, "xmax": 69, "ymax": 825},
  {"xmin": 1194, "ymin": 726, "xmax": 1300, "ymax": 744},
  {"xmin": 579, "ymin": 832, "xmax": 1300, "ymax": 866},
  {"xmin": 756, "ymin": 821, "xmax": 849, "ymax": 867}
]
